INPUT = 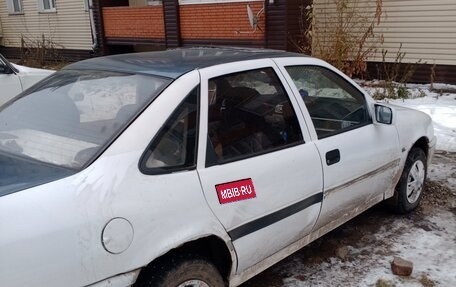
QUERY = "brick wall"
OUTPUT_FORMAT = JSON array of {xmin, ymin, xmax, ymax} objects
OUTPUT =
[
  {"xmin": 102, "ymin": 6, "xmax": 165, "ymax": 39},
  {"xmin": 179, "ymin": 2, "xmax": 265, "ymax": 41}
]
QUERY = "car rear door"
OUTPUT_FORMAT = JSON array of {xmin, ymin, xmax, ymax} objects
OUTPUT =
[
  {"xmin": 196, "ymin": 60, "xmax": 323, "ymax": 273},
  {"xmin": 275, "ymin": 58, "xmax": 401, "ymax": 230}
]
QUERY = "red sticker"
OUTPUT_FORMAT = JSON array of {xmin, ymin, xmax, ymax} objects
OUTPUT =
[{"xmin": 215, "ymin": 178, "xmax": 256, "ymax": 204}]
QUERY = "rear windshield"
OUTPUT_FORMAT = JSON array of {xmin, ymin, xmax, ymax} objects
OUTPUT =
[{"xmin": 0, "ymin": 70, "xmax": 171, "ymax": 169}]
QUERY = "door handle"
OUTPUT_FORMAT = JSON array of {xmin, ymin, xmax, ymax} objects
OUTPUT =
[{"xmin": 326, "ymin": 149, "xmax": 340, "ymax": 166}]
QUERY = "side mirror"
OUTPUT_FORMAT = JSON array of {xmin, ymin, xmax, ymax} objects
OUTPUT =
[{"xmin": 375, "ymin": 104, "xmax": 393, "ymax": 124}]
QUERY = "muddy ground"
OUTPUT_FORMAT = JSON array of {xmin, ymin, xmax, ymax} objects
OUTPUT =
[{"xmin": 241, "ymin": 152, "xmax": 456, "ymax": 287}]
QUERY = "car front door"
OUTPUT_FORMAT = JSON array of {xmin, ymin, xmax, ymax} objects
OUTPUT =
[
  {"xmin": 276, "ymin": 58, "xmax": 401, "ymax": 230},
  {"xmin": 196, "ymin": 60, "xmax": 323, "ymax": 273},
  {"xmin": 0, "ymin": 57, "xmax": 22, "ymax": 106}
]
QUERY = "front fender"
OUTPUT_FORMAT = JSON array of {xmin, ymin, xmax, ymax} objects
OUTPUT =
[{"xmin": 389, "ymin": 103, "xmax": 435, "ymax": 167}]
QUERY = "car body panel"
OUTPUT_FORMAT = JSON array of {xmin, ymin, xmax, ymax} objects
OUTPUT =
[
  {"xmin": 197, "ymin": 60, "xmax": 323, "ymax": 272},
  {"xmin": 0, "ymin": 48, "xmax": 436, "ymax": 287},
  {"xmin": 64, "ymin": 48, "xmax": 305, "ymax": 79},
  {"xmin": 0, "ymin": 54, "xmax": 54, "ymax": 105},
  {"xmin": 311, "ymin": 124, "xmax": 401, "ymax": 228},
  {"xmin": 0, "ymin": 73, "xmax": 22, "ymax": 106},
  {"xmin": 274, "ymin": 57, "xmax": 402, "ymax": 228},
  {"xmin": 0, "ymin": 71, "xmax": 233, "ymax": 287},
  {"xmin": 12, "ymin": 63, "xmax": 54, "ymax": 91},
  {"xmin": 381, "ymin": 104, "xmax": 436, "ymax": 198}
]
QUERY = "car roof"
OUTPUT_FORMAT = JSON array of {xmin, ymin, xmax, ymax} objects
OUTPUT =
[{"xmin": 64, "ymin": 47, "xmax": 306, "ymax": 79}]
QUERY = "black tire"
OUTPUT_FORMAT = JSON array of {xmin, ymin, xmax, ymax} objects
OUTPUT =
[
  {"xmin": 136, "ymin": 254, "xmax": 225, "ymax": 287},
  {"xmin": 388, "ymin": 147, "xmax": 427, "ymax": 214}
]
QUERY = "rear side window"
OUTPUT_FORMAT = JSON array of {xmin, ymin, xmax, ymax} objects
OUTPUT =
[
  {"xmin": 140, "ymin": 87, "xmax": 199, "ymax": 174},
  {"xmin": 206, "ymin": 68, "xmax": 303, "ymax": 166},
  {"xmin": 0, "ymin": 70, "xmax": 170, "ymax": 169},
  {"xmin": 285, "ymin": 66, "xmax": 371, "ymax": 139}
]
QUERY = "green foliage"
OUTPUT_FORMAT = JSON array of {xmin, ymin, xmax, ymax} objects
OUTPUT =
[
  {"xmin": 397, "ymin": 86, "xmax": 410, "ymax": 99},
  {"xmin": 375, "ymin": 279, "xmax": 395, "ymax": 287}
]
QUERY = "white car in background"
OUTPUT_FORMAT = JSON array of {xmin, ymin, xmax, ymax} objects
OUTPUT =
[
  {"xmin": 0, "ymin": 48, "xmax": 436, "ymax": 287},
  {"xmin": 0, "ymin": 53, "xmax": 54, "ymax": 105}
]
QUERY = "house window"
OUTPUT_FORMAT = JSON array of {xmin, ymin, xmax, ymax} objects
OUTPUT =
[
  {"xmin": 6, "ymin": 0, "xmax": 23, "ymax": 14},
  {"xmin": 38, "ymin": 0, "xmax": 56, "ymax": 12},
  {"xmin": 147, "ymin": 0, "xmax": 161, "ymax": 5}
]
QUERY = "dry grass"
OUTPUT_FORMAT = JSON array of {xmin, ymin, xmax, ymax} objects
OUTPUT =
[
  {"xmin": 376, "ymin": 278, "xmax": 395, "ymax": 287},
  {"xmin": 19, "ymin": 34, "xmax": 66, "ymax": 69},
  {"xmin": 419, "ymin": 274, "xmax": 436, "ymax": 287}
]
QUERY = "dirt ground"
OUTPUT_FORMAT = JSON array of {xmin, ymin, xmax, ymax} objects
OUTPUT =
[{"xmin": 241, "ymin": 152, "xmax": 456, "ymax": 287}]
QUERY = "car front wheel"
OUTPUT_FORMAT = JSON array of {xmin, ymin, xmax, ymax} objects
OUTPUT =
[{"xmin": 389, "ymin": 147, "xmax": 427, "ymax": 213}]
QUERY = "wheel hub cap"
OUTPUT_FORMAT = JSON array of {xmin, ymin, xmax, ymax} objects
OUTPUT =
[
  {"xmin": 177, "ymin": 280, "xmax": 210, "ymax": 287},
  {"xmin": 406, "ymin": 160, "xmax": 425, "ymax": 204}
]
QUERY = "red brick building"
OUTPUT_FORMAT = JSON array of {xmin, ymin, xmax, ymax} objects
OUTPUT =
[{"xmin": 94, "ymin": 0, "xmax": 309, "ymax": 55}]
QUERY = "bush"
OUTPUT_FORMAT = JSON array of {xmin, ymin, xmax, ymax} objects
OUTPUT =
[
  {"xmin": 293, "ymin": 0, "xmax": 384, "ymax": 77},
  {"xmin": 372, "ymin": 44, "xmax": 424, "ymax": 100},
  {"xmin": 19, "ymin": 34, "xmax": 64, "ymax": 68}
]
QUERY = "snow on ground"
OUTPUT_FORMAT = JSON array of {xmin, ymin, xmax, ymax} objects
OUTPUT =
[
  {"xmin": 243, "ymin": 83, "xmax": 456, "ymax": 287},
  {"xmin": 366, "ymin": 83, "xmax": 456, "ymax": 152},
  {"xmin": 275, "ymin": 203, "xmax": 456, "ymax": 287},
  {"xmin": 358, "ymin": 209, "xmax": 456, "ymax": 287}
]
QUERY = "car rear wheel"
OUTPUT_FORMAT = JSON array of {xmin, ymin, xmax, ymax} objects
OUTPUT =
[
  {"xmin": 135, "ymin": 254, "xmax": 225, "ymax": 287},
  {"xmin": 389, "ymin": 147, "xmax": 427, "ymax": 213}
]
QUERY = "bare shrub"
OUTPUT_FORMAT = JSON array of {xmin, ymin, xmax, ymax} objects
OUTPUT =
[
  {"xmin": 373, "ymin": 44, "xmax": 424, "ymax": 100},
  {"xmin": 19, "ymin": 34, "xmax": 65, "ymax": 68},
  {"xmin": 293, "ymin": 0, "xmax": 384, "ymax": 77}
]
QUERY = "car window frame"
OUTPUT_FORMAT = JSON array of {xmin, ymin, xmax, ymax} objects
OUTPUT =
[
  {"xmin": 0, "ymin": 70, "xmax": 174, "ymax": 171},
  {"xmin": 198, "ymin": 62, "xmax": 308, "ymax": 168},
  {"xmin": 275, "ymin": 60, "xmax": 374, "ymax": 140},
  {"xmin": 197, "ymin": 59, "xmax": 315, "ymax": 170},
  {"xmin": 289, "ymin": 65, "xmax": 372, "ymax": 139},
  {"xmin": 139, "ymin": 85, "xmax": 200, "ymax": 175}
]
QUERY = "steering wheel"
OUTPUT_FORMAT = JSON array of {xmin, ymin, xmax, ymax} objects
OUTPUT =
[{"xmin": 342, "ymin": 106, "xmax": 365, "ymax": 122}]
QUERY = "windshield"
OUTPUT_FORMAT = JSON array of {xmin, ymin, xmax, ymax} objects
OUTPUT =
[{"xmin": 0, "ymin": 70, "xmax": 171, "ymax": 169}]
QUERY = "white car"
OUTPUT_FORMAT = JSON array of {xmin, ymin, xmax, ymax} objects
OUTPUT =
[
  {"xmin": 0, "ymin": 53, "xmax": 54, "ymax": 105},
  {"xmin": 0, "ymin": 48, "xmax": 436, "ymax": 287}
]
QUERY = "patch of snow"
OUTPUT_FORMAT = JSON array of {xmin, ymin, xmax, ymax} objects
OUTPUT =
[
  {"xmin": 11, "ymin": 63, "xmax": 54, "ymax": 74},
  {"xmin": 390, "ymin": 211, "xmax": 456, "ymax": 286},
  {"xmin": 279, "ymin": 209, "xmax": 456, "ymax": 287},
  {"xmin": 428, "ymin": 160, "xmax": 456, "ymax": 191},
  {"xmin": 365, "ymin": 84, "xmax": 456, "ymax": 152}
]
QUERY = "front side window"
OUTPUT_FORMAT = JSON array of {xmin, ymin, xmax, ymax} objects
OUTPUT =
[
  {"xmin": 141, "ymin": 87, "xmax": 199, "ymax": 173},
  {"xmin": 0, "ymin": 70, "xmax": 171, "ymax": 169},
  {"xmin": 285, "ymin": 66, "xmax": 371, "ymax": 139},
  {"xmin": 206, "ymin": 68, "xmax": 303, "ymax": 166},
  {"xmin": 6, "ymin": 0, "xmax": 23, "ymax": 13}
]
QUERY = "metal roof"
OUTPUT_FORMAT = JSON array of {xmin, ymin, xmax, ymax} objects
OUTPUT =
[{"xmin": 64, "ymin": 47, "xmax": 306, "ymax": 79}]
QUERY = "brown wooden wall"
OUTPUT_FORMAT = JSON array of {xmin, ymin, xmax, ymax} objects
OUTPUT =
[
  {"xmin": 265, "ymin": 0, "xmax": 311, "ymax": 52},
  {"xmin": 163, "ymin": 0, "xmax": 181, "ymax": 48}
]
